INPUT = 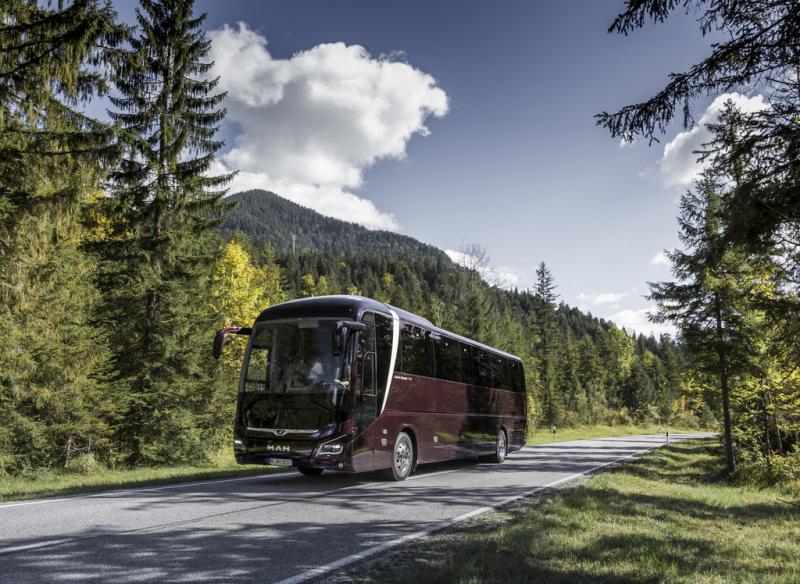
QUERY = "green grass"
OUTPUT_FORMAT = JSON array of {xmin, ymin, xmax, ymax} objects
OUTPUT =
[
  {"xmin": 2, "ymin": 426, "xmax": 703, "ymax": 503},
  {"xmin": 0, "ymin": 452, "xmax": 283, "ymax": 503},
  {"xmin": 342, "ymin": 440, "xmax": 800, "ymax": 584},
  {"xmin": 527, "ymin": 423, "xmax": 705, "ymax": 445}
]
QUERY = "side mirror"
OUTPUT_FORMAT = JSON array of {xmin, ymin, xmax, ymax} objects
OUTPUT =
[
  {"xmin": 212, "ymin": 326, "xmax": 252, "ymax": 359},
  {"xmin": 332, "ymin": 320, "xmax": 366, "ymax": 356}
]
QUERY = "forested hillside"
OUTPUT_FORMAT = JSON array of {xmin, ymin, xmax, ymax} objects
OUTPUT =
[
  {"xmin": 0, "ymin": 0, "xmax": 711, "ymax": 480},
  {"xmin": 221, "ymin": 190, "xmax": 448, "ymax": 260},
  {"xmin": 221, "ymin": 198, "xmax": 702, "ymax": 434}
]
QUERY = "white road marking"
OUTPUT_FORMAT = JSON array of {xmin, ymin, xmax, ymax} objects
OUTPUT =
[
  {"xmin": 0, "ymin": 434, "xmax": 700, "ymax": 509},
  {"xmin": 273, "ymin": 438, "xmax": 697, "ymax": 584}
]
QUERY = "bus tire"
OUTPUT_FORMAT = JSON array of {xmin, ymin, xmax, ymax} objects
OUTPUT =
[
  {"xmin": 489, "ymin": 429, "xmax": 507, "ymax": 464},
  {"xmin": 385, "ymin": 432, "xmax": 415, "ymax": 481},
  {"xmin": 297, "ymin": 466, "xmax": 324, "ymax": 476}
]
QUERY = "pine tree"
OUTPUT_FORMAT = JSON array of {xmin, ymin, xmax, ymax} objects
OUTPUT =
[
  {"xmin": 650, "ymin": 173, "xmax": 759, "ymax": 475},
  {"xmin": 100, "ymin": 0, "xmax": 232, "ymax": 464},
  {"xmin": 598, "ymin": 0, "xmax": 800, "ymax": 310},
  {"xmin": 0, "ymin": 1, "xmax": 124, "ymax": 472},
  {"xmin": 533, "ymin": 262, "xmax": 561, "ymax": 426}
]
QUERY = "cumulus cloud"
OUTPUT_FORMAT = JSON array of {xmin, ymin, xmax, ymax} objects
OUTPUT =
[
  {"xmin": 209, "ymin": 23, "xmax": 449, "ymax": 230},
  {"xmin": 577, "ymin": 291, "xmax": 627, "ymax": 305},
  {"xmin": 659, "ymin": 93, "xmax": 767, "ymax": 187},
  {"xmin": 445, "ymin": 250, "xmax": 523, "ymax": 290},
  {"xmin": 650, "ymin": 251, "xmax": 670, "ymax": 266},
  {"xmin": 607, "ymin": 306, "xmax": 676, "ymax": 337}
]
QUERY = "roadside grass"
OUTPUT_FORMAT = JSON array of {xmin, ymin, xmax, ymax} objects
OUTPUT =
[
  {"xmin": 0, "ymin": 452, "xmax": 283, "ymax": 503},
  {"xmin": 336, "ymin": 439, "xmax": 800, "ymax": 584},
  {"xmin": 1, "ymin": 426, "xmax": 706, "ymax": 503},
  {"xmin": 527, "ymin": 423, "xmax": 706, "ymax": 445}
]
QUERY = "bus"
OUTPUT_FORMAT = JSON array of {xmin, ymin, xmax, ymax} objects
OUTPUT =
[{"xmin": 213, "ymin": 295, "xmax": 526, "ymax": 480}]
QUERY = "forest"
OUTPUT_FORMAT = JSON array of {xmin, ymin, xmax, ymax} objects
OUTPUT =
[{"xmin": 0, "ymin": 0, "xmax": 797, "ymax": 487}]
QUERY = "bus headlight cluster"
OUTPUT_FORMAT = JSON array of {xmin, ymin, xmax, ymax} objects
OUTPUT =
[
  {"xmin": 233, "ymin": 439, "xmax": 245, "ymax": 452},
  {"xmin": 317, "ymin": 441, "xmax": 344, "ymax": 456}
]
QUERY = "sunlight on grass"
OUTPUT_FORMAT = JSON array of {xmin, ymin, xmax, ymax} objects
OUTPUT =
[
  {"xmin": 527, "ymin": 423, "xmax": 706, "ymax": 445},
  {"xmin": 346, "ymin": 440, "xmax": 800, "ymax": 584}
]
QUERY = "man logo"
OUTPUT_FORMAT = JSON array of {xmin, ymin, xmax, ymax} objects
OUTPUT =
[
  {"xmin": 271, "ymin": 429, "xmax": 288, "ymax": 436},
  {"xmin": 265, "ymin": 444, "xmax": 290, "ymax": 452}
]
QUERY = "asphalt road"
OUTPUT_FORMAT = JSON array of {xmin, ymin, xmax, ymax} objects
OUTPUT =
[{"xmin": 0, "ymin": 434, "xmax": 710, "ymax": 583}]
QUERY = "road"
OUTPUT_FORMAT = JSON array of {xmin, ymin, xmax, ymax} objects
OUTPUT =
[{"xmin": 0, "ymin": 434, "xmax": 709, "ymax": 583}]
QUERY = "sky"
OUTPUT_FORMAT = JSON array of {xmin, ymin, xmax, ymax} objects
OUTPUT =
[{"xmin": 113, "ymin": 0, "xmax": 767, "ymax": 336}]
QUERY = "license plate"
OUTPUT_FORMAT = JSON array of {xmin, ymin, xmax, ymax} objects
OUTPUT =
[{"xmin": 266, "ymin": 457, "xmax": 293, "ymax": 467}]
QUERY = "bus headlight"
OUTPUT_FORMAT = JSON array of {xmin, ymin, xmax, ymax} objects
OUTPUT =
[
  {"xmin": 317, "ymin": 441, "xmax": 344, "ymax": 456},
  {"xmin": 234, "ymin": 439, "xmax": 245, "ymax": 452}
]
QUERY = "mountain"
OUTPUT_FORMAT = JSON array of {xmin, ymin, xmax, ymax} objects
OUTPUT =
[{"xmin": 221, "ymin": 190, "xmax": 449, "ymax": 261}]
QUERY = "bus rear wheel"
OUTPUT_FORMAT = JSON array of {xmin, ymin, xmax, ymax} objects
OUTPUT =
[
  {"xmin": 385, "ymin": 432, "xmax": 415, "ymax": 481},
  {"xmin": 297, "ymin": 466, "xmax": 324, "ymax": 476},
  {"xmin": 489, "ymin": 429, "xmax": 507, "ymax": 464}
]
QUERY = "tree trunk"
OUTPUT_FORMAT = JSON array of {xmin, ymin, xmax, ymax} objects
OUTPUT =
[{"xmin": 715, "ymin": 292, "xmax": 736, "ymax": 475}]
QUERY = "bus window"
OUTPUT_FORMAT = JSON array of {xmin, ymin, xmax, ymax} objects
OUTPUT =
[
  {"xmin": 473, "ymin": 349, "xmax": 492, "ymax": 388},
  {"xmin": 491, "ymin": 355, "xmax": 510, "ymax": 390},
  {"xmin": 374, "ymin": 313, "xmax": 393, "ymax": 408},
  {"xmin": 399, "ymin": 324, "xmax": 434, "ymax": 378},
  {"xmin": 508, "ymin": 360, "xmax": 523, "ymax": 393},
  {"xmin": 355, "ymin": 325, "xmax": 377, "ymax": 435},
  {"xmin": 460, "ymin": 342, "xmax": 476, "ymax": 385},
  {"xmin": 433, "ymin": 335, "xmax": 461, "ymax": 382}
]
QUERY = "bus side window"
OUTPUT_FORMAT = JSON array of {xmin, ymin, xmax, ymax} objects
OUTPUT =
[
  {"xmin": 492, "ymin": 356, "xmax": 510, "ymax": 390},
  {"xmin": 400, "ymin": 325, "xmax": 434, "ymax": 378},
  {"xmin": 474, "ymin": 349, "xmax": 491, "ymax": 388},
  {"xmin": 433, "ymin": 335, "xmax": 461, "ymax": 382},
  {"xmin": 460, "ymin": 343, "xmax": 476, "ymax": 385},
  {"xmin": 508, "ymin": 360, "xmax": 521, "ymax": 392}
]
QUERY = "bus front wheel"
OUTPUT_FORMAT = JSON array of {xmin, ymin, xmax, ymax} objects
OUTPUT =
[
  {"xmin": 298, "ymin": 466, "xmax": 324, "ymax": 477},
  {"xmin": 385, "ymin": 432, "xmax": 415, "ymax": 481}
]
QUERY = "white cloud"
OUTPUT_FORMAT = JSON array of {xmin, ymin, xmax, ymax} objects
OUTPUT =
[
  {"xmin": 650, "ymin": 251, "xmax": 670, "ymax": 266},
  {"xmin": 607, "ymin": 306, "xmax": 675, "ymax": 337},
  {"xmin": 445, "ymin": 250, "xmax": 523, "ymax": 290},
  {"xmin": 659, "ymin": 92, "xmax": 767, "ymax": 187},
  {"xmin": 209, "ymin": 23, "xmax": 449, "ymax": 231},
  {"xmin": 577, "ymin": 291, "xmax": 627, "ymax": 305}
]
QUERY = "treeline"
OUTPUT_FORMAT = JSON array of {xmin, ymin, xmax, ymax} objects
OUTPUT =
[
  {"xmin": 232, "ymin": 234, "xmax": 704, "ymax": 432},
  {"xmin": 0, "ymin": 0, "xmax": 237, "ymax": 474},
  {"xmin": 221, "ymin": 190, "xmax": 449, "ymax": 260},
  {"xmin": 602, "ymin": 0, "xmax": 800, "ymax": 480}
]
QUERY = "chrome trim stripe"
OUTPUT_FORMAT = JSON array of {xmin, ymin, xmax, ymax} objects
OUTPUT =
[
  {"xmin": 246, "ymin": 427, "xmax": 318, "ymax": 434},
  {"xmin": 379, "ymin": 309, "xmax": 400, "ymax": 415}
]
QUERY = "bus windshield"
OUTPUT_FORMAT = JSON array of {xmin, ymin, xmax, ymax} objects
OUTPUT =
[{"xmin": 241, "ymin": 319, "xmax": 345, "ymax": 395}]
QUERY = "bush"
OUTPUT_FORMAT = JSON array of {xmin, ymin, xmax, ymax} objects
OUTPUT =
[
  {"xmin": 769, "ymin": 449, "xmax": 800, "ymax": 484},
  {"xmin": 734, "ymin": 447, "xmax": 800, "ymax": 489},
  {"xmin": 64, "ymin": 452, "xmax": 102, "ymax": 475},
  {"xmin": 670, "ymin": 410, "xmax": 701, "ymax": 430}
]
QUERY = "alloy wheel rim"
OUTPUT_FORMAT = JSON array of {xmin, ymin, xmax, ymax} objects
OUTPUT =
[
  {"xmin": 396, "ymin": 440, "xmax": 412, "ymax": 475},
  {"xmin": 498, "ymin": 432, "xmax": 506, "ymax": 458}
]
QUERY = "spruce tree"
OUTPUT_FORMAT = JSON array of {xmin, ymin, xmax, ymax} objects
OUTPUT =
[
  {"xmin": 101, "ymin": 0, "xmax": 231, "ymax": 464},
  {"xmin": 650, "ymin": 173, "xmax": 758, "ymax": 474},
  {"xmin": 0, "ymin": 1, "xmax": 124, "ymax": 472},
  {"xmin": 533, "ymin": 262, "xmax": 561, "ymax": 426},
  {"xmin": 598, "ymin": 0, "xmax": 800, "ymax": 306}
]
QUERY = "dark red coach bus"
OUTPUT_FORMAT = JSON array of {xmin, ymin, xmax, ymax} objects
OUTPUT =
[{"xmin": 213, "ymin": 295, "xmax": 526, "ymax": 480}]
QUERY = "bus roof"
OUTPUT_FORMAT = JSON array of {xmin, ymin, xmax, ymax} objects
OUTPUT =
[{"xmin": 255, "ymin": 295, "xmax": 522, "ymax": 362}]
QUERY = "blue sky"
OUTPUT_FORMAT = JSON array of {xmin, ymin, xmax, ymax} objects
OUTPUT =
[{"xmin": 114, "ymin": 0, "xmax": 762, "ymax": 335}]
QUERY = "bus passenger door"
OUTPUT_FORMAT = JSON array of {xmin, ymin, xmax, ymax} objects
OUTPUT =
[{"xmin": 352, "ymin": 327, "xmax": 377, "ymax": 471}]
